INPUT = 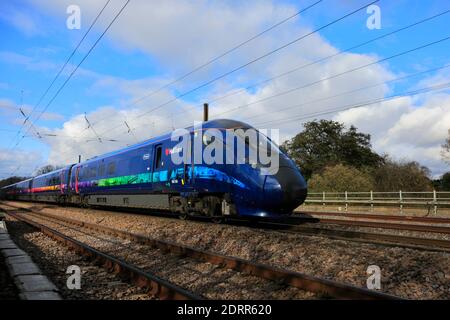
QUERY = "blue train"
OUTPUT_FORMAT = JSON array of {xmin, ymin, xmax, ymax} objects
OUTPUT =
[{"xmin": 1, "ymin": 119, "xmax": 307, "ymax": 220}]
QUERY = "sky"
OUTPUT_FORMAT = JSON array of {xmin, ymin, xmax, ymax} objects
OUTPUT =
[{"xmin": 0, "ymin": 0, "xmax": 449, "ymax": 179}]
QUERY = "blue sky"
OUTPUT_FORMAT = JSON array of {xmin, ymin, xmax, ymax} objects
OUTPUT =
[{"xmin": 0, "ymin": 0, "xmax": 449, "ymax": 178}]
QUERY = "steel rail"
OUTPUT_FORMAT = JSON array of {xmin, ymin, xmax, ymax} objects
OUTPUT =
[
  {"xmin": 4, "ymin": 204, "xmax": 400, "ymax": 300},
  {"xmin": 296, "ymin": 211, "xmax": 450, "ymax": 224},
  {"xmin": 4, "ymin": 210, "xmax": 201, "ymax": 300},
  {"xmin": 264, "ymin": 222, "xmax": 450, "ymax": 253},
  {"xmin": 289, "ymin": 216, "xmax": 450, "ymax": 234},
  {"xmin": 314, "ymin": 218, "xmax": 450, "ymax": 234}
]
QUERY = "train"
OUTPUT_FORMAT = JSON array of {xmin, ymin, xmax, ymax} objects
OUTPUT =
[{"xmin": 1, "ymin": 119, "xmax": 307, "ymax": 220}]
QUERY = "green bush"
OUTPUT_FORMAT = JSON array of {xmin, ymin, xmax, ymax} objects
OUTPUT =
[{"xmin": 308, "ymin": 164, "xmax": 374, "ymax": 192}]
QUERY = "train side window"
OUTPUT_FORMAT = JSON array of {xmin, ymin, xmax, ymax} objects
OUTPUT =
[
  {"xmin": 98, "ymin": 164, "xmax": 105, "ymax": 177},
  {"xmin": 87, "ymin": 167, "xmax": 95, "ymax": 179},
  {"xmin": 107, "ymin": 162, "xmax": 116, "ymax": 175},
  {"xmin": 155, "ymin": 145, "xmax": 163, "ymax": 169}
]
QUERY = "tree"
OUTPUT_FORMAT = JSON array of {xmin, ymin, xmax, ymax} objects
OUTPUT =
[
  {"xmin": 282, "ymin": 120, "xmax": 383, "ymax": 179},
  {"xmin": 308, "ymin": 164, "xmax": 374, "ymax": 192},
  {"xmin": 0, "ymin": 176, "xmax": 29, "ymax": 188},
  {"xmin": 441, "ymin": 129, "xmax": 450, "ymax": 164},
  {"xmin": 372, "ymin": 158, "xmax": 432, "ymax": 191},
  {"xmin": 35, "ymin": 165, "xmax": 63, "ymax": 176},
  {"xmin": 439, "ymin": 172, "xmax": 450, "ymax": 191}
]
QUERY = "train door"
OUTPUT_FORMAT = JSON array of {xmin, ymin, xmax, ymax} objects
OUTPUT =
[
  {"xmin": 28, "ymin": 179, "xmax": 33, "ymax": 200},
  {"xmin": 75, "ymin": 166, "xmax": 81, "ymax": 194},
  {"xmin": 152, "ymin": 144, "xmax": 163, "ymax": 191},
  {"xmin": 60, "ymin": 170, "xmax": 64, "ymax": 195},
  {"xmin": 182, "ymin": 132, "xmax": 196, "ymax": 189},
  {"xmin": 141, "ymin": 148, "xmax": 153, "ymax": 189},
  {"xmin": 66, "ymin": 165, "xmax": 75, "ymax": 195}
]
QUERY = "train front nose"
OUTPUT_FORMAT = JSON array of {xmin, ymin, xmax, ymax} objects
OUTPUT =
[{"xmin": 263, "ymin": 166, "xmax": 307, "ymax": 212}]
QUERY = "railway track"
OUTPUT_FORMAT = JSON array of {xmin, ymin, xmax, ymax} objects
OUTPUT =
[
  {"xmin": 5, "ymin": 201, "xmax": 450, "ymax": 254},
  {"xmin": 259, "ymin": 220, "xmax": 450, "ymax": 253},
  {"xmin": 296, "ymin": 211, "xmax": 450, "ymax": 224},
  {"xmin": 288, "ymin": 214, "xmax": 450, "ymax": 234},
  {"xmin": 1, "ymin": 203, "xmax": 399, "ymax": 300},
  {"xmin": 4, "ymin": 209, "xmax": 199, "ymax": 300}
]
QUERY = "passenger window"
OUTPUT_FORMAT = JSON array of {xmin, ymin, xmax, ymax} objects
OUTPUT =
[
  {"xmin": 107, "ymin": 162, "xmax": 116, "ymax": 175},
  {"xmin": 155, "ymin": 145, "xmax": 163, "ymax": 169},
  {"xmin": 98, "ymin": 164, "xmax": 105, "ymax": 177}
]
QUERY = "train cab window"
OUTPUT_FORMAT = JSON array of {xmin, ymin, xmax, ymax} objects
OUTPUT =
[
  {"xmin": 155, "ymin": 145, "xmax": 163, "ymax": 169},
  {"xmin": 107, "ymin": 162, "xmax": 116, "ymax": 175}
]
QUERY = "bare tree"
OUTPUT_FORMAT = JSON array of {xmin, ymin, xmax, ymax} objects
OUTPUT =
[
  {"xmin": 442, "ymin": 129, "xmax": 450, "ymax": 165},
  {"xmin": 373, "ymin": 158, "xmax": 432, "ymax": 191},
  {"xmin": 35, "ymin": 165, "xmax": 63, "ymax": 176}
]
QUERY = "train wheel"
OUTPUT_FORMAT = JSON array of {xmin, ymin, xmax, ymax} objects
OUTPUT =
[
  {"xmin": 211, "ymin": 217, "xmax": 224, "ymax": 224},
  {"xmin": 179, "ymin": 213, "xmax": 189, "ymax": 220},
  {"xmin": 80, "ymin": 196, "xmax": 89, "ymax": 208}
]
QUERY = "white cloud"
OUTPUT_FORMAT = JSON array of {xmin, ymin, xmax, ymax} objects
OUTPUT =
[
  {"xmin": 334, "ymin": 92, "xmax": 450, "ymax": 177},
  {"xmin": 33, "ymin": 0, "xmax": 296, "ymax": 66},
  {"xmin": 0, "ymin": 97, "xmax": 65, "ymax": 126},
  {"xmin": 0, "ymin": 6, "xmax": 45, "ymax": 37},
  {"xmin": 0, "ymin": 148, "xmax": 44, "ymax": 179},
  {"xmin": 0, "ymin": 51, "xmax": 57, "ymax": 72},
  {"xmin": 41, "ymin": 89, "xmax": 199, "ymax": 165},
  {"xmin": 36, "ymin": 48, "xmax": 398, "ymax": 166}
]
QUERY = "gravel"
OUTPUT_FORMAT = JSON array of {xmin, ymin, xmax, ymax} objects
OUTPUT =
[
  {"xmin": 4, "ymin": 217, "xmax": 153, "ymax": 300},
  {"xmin": 19, "ymin": 212, "xmax": 316, "ymax": 300},
  {"xmin": 5, "ymin": 201, "xmax": 450, "ymax": 299}
]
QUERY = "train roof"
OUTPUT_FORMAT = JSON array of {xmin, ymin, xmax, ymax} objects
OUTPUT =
[
  {"xmin": 1, "ymin": 177, "xmax": 33, "ymax": 189},
  {"xmin": 32, "ymin": 166, "xmax": 71, "ymax": 179},
  {"xmin": 197, "ymin": 119, "xmax": 253, "ymax": 130},
  {"xmin": 1, "ymin": 165, "xmax": 74, "ymax": 189},
  {"xmin": 80, "ymin": 119, "xmax": 254, "ymax": 165}
]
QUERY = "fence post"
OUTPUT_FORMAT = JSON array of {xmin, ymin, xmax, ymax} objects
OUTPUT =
[
  {"xmin": 322, "ymin": 191, "xmax": 326, "ymax": 207},
  {"xmin": 370, "ymin": 190, "xmax": 373, "ymax": 212},
  {"xmin": 345, "ymin": 191, "xmax": 348, "ymax": 212},
  {"xmin": 399, "ymin": 190, "xmax": 403, "ymax": 214},
  {"xmin": 433, "ymin": 189, "xmax": 437, "ymax": 215}
]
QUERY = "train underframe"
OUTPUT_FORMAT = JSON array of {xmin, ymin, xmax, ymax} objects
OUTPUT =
[{"xmin": 5, "ymin": 192, "xmax": 238, "ymax": 221}]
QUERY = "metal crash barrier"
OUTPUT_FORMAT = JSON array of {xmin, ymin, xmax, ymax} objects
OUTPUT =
[{"xmin": 305, "ymin": 191, "xmax": 450, "ymax": 215}]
